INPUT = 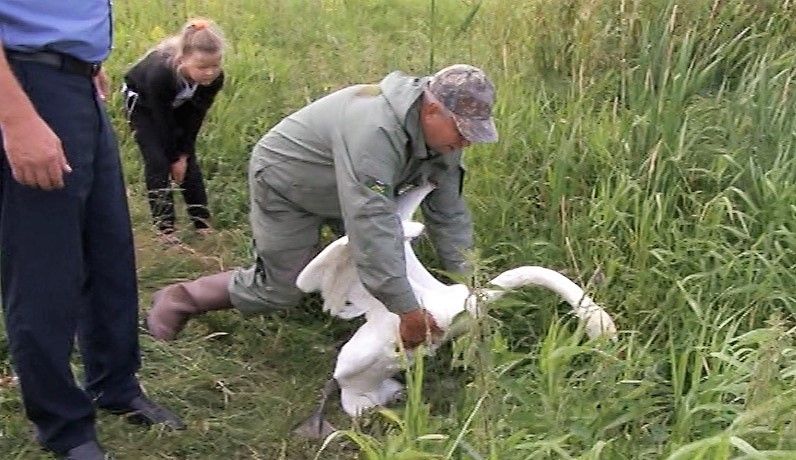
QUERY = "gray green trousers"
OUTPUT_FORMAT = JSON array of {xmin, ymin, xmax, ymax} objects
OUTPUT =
[{"xmin": 229, "ymin": 148, "xmax": 344, "ymax": 315}]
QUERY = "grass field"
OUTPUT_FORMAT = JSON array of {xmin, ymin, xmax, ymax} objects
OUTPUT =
[{"xmin": 1, "ymin": 0, "xmax": 795, "ymax": 458}]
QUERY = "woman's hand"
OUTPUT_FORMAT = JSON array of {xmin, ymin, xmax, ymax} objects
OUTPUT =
[{"xmin": 170, "ymin": 154, "xmax": 188, "ymax": 184}]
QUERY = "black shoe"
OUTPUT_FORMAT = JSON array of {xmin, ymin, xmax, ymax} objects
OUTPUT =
[
  {"xmin": 106, "ymin": 395, "xmax": 186, "ymax": 430},
  {"xmin": 58, "ymin": 440, "xmax": 113, "ymax": 460}
]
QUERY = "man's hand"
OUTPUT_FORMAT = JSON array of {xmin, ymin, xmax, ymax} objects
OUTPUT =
[
  {"xmin": 170, "ymin": 154, "xmax": 188, "ymax": 184},
  {"xmin": 0, "ymin": 46, "xmax": 71, "ymax": 190},
  {"xmin": 399, "ymin": 309, "xmax": 443, "ymax": 349},
  {"xmin": 1, "ymin": 113, "xmax": 71, "ymax": 190}
]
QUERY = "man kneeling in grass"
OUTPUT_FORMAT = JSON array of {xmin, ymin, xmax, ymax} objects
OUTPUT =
[{"xmin": 147, "ymin": 64, "xmax": 498, "ymax": 350}]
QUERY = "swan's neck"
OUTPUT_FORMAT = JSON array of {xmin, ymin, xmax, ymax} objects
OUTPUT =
[{"xmin": 489, "ymin": 266, "xmax": 595, "ymax": 308}]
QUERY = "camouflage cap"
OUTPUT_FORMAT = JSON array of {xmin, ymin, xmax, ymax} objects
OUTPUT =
[{"xmin": 428, "ymin": 64, "xmax": 498, "ymax": 143}]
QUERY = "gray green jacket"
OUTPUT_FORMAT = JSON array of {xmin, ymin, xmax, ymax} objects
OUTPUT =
[{"xmin": 251, "ymin": 71, "xmax": 473, "ymax": 314}]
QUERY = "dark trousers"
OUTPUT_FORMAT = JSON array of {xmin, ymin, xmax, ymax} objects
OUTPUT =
[
  {"xmin": 0, "ymin": 59, "xmax": 142, "ymax": 453},
  {"xmin": 128, "ymin": 107, "xmax": 210, "ymax": 232}
]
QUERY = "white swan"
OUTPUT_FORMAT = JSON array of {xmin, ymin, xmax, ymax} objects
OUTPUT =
[{"xmin": 292, "ymin": 184, "xmax": 617, "ymax": 437}]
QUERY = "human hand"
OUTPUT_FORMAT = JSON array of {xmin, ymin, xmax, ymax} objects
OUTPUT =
[
  {"xmin": 170, "ymin": 154, "xmax": 188, "ymax": 184},
  {"xmin": 1, "ymin": 113, "xmax": 71, "ymax": 190},
  {"xmin": 399, "ymin": 309, "xmax": 443, "ymax": 349},
  {"xmin": 93, "ymin": 68, "xmax": 110, "ymax": 101}
]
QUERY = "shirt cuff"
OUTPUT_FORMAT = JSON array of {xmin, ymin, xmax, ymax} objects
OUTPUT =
[{"xmin": 379, "ymin": 289, "xmax": 421, "ymax": 315}]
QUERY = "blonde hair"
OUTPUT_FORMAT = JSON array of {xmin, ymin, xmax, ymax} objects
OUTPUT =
[{"xmin": 156, "ymin": 18, "xmax": 226, "ymax": 70}]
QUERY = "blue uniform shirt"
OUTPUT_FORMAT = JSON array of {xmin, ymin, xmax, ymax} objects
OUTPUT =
[{"xmin": 0, "ymin": 1, "xmax": 112, "ymax": 63}]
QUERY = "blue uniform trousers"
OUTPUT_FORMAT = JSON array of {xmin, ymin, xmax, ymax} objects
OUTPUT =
[{"xmin": 0, "ymin": 59, "xmax": 142, "ymax": 453}]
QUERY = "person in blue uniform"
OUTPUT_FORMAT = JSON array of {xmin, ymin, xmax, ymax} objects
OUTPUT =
[{"xmin": 0, "ymin": 3, "xmax": 184, "ymax": 459}]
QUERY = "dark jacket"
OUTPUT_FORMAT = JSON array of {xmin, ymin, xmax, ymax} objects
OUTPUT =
[{"xmin": 124, "ymin": 49, "xmax": 223, "ymax": 161}]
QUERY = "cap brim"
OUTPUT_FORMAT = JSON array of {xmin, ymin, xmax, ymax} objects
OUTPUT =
[{"xmin": 455, "ymin": 116, "xmax": 498, "ymax": 143}]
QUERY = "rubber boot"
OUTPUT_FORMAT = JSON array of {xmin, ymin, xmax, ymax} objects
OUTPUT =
[{"xmin": 146, "ymin": 271, "xmax": 234, "ymax": 341}]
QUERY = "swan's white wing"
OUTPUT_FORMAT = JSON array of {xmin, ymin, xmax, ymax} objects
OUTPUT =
[
  {"xmin": 296, "ymin": 236, "xmax": 350, "ymax": 293},
  {"xmin": 395, "ymin": 184, "xmax": 434, "ymax": 221},
  {"xmin": 298, "ymin": 182, "xmax": 432, "ymax": 302},
  {"xmin": 297, "ymin": 219, "xmax": 431, "ymax": 319}
]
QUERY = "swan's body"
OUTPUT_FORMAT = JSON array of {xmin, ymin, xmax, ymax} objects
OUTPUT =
[{"xmin": 295, "ymin": 184, "xmax": 617, "ymax": 422}]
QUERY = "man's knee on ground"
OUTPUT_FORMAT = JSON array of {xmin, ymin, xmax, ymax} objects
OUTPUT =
[{"xmin": 229, "ymin": 266, "xmax": 304, "ymax": 316}]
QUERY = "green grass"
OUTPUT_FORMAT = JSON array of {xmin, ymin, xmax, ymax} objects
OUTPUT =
[{"xmin": 2, "ymin": 0, "xmax": 795, "ymax": 458}]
